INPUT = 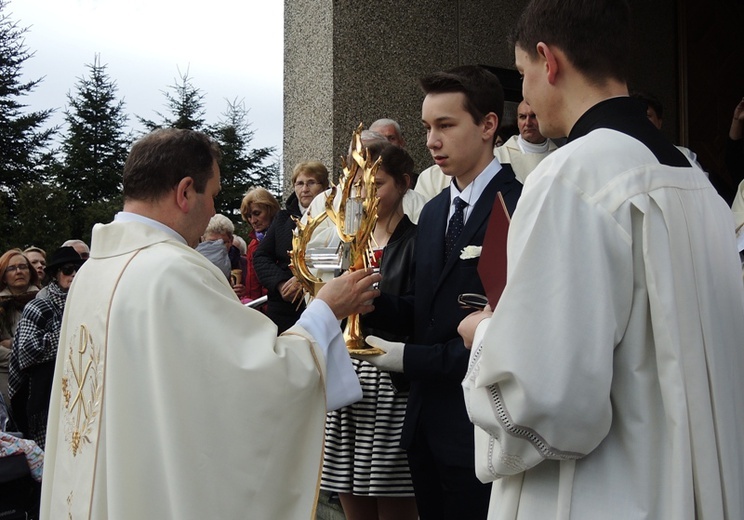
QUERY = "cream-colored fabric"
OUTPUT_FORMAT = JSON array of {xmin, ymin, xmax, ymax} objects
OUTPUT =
[
  {"xmin": 676, "ymin": 145, "xmax": 706, "ymax": 174},
  {"xmin": 492, "ymin": 135, "xmax": 557, "ymax": 184},
  {"xmin": 464, "ymin": 129, "xmax": 744, "ymax": 519},
  {"xmin": 40, "ymin": 221, "xmax": 339, "ymax": 520},
  {"xmin": 733, "ymin": 179, "xmax": 744, "ymax": 231},
  {"xmin": 414, "ymin": 164, "xmax": 451, "ymax": 202},
  {"xmin": 733, "ymin": 180, "xmax": 744, "ymax": 282}
]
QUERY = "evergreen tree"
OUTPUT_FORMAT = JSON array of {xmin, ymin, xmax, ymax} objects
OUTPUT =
[
  {"xmin": 13, "ymin": 181, "xmax": 71, "ymax": 253},
  {"xmin": 0, "ymin": 0, "xmax": 55, "ymax": 244},
  {"xmin": 139, "ymin": 68, "xmax": 206, "ymax": 131},
  {"xmin": 209, "ymin": 99, "xmax": 280, "ymax": 225},
  {"xmin": 58, "ymin": 55, "xmax": 130, "ymax": 242}
]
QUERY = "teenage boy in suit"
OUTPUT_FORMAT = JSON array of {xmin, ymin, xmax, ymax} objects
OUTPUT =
[{"xmin": 359, "ymin": 65, "xmax": 522, "ymax": 519}]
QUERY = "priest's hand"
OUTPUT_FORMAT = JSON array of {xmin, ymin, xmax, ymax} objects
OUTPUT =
[
  {"xmin": 316, "ymin": 268, "xmax": 381, "ymax": 319},
  {"xmin": 458, "ymin": 305, "xmax": 492, "ymax": 349},
  {"xmin": 352, "ymin": 336, "xmax": 404, "ymax": 372}
]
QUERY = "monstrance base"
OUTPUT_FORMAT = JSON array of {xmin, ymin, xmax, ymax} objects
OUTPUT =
[{"xmin": 347, "ymin": 346, "xmax": 385, "ymax": 356}]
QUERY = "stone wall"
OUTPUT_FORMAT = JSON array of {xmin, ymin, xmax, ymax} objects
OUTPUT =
[{"xmin": 284, "ymin": 0, "xmax": 679, "ymax": 191}]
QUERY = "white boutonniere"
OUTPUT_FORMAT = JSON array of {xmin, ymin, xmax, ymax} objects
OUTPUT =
[{"xmin": 460, "ymin": 245, "xmax": 482, "ymax": 260}]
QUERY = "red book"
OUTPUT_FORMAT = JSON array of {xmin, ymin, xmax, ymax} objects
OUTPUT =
[{"xmin": 477, "ymin": 192, "xmax": 511, "ymax": 309}]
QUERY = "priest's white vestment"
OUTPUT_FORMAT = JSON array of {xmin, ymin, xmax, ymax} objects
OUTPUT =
[
  {"xmin": 463, "ymin": 105, "xmax": 744, "ymax": 520},
  {"xmin": 40, "ymin": 217, "xmax": 361, "ymax": 519}
]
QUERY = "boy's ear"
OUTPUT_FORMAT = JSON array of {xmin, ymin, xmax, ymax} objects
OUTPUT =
[
  {"xmin": 537, "ymin": 42, "xmax": 559, "ymax": 85},
  {"xmin": 482, "ymin": 112, "xmax": 499, "ymax": 141}
]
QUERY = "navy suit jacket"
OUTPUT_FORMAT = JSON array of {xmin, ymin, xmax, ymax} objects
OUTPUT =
[{"xmin": 366, "ymin": 163, "xmax": 522, "ymax": 467}]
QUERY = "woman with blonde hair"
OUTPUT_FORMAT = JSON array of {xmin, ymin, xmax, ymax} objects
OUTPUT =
[
  {"xmin": 239, "ymin": 187, "xmax": 280, "ymax": 304},
  {"xmin": 0, "ymin": 249, "xmax": 40, "ymax": 407},
  {"xmin": 23, "ymin": 246, "xmax": 47, "ymax": 284},
  {"xmin": 253, "ymin": 161, "xmax": 329, "ymax": 332}
]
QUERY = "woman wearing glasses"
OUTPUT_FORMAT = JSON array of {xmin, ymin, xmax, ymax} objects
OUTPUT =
[
  {"xmin": 7, "ymin": 246, "xmax": 84, "ymax": 447},
  {"xmin": 253, "ymin": 161, "xmax": 329, "ymax": 332},
  {"xmin": 0, "ymin": 249, "xmax": 40, "ymax": 408}
]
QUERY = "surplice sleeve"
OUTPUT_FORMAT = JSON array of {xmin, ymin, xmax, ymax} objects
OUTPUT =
[{"xmin": 462, "ymin": 172, "xmax": 633, "ymax": 482}]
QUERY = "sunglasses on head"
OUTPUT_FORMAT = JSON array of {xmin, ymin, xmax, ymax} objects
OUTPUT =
[{"xmin": 60, "ymin": 264, "xmax": 79, "ymax": 276}]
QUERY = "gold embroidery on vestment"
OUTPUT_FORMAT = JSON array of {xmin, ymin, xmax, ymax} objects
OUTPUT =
[{"xmin": 62, "ymin": 325, "xmax": 103, "ymax": 456}]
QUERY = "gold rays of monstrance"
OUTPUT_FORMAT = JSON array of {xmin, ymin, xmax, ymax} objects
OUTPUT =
[{"xmin": 289, "ymin": 124, "xmax": 384, "ymax": 355}]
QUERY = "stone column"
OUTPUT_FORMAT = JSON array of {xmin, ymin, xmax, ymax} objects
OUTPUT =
[
  {"xmin": 284, "ymin": 0, "xmax": 526, "ymax": 187},
  {"xmin": 284, "ymin": 0, "xmax": 679, "ymax": 189}
]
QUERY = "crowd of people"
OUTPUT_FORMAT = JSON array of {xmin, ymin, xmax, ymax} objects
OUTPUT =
[
  {"xmin": 0, "ymin": 242, "xmax": 88, "ymax": 516},
  {"xmin": 1, "ymin": 0, "xmax": 743, "ymax": 519}
]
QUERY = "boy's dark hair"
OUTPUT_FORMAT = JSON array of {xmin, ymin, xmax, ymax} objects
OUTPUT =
[
  {"xmin": 123, "ymin": 128, "xmax": 222, "ymax": 202},
  {"xmin": 512, "ymin": 0, "xmax": 632, "ymax": 85},
  {"xmin": 419, "ymin": 65, "xmax": 505, "ymax": 129}
]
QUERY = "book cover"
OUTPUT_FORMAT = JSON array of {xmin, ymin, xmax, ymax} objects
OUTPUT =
[{"xmin": 477, "ymin": 191, "xmax": 511, "ymax": 309}]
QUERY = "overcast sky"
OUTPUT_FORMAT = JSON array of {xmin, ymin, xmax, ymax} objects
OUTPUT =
[{"xmin": 11, "ymin": 0, "xmax": 284, "ymax": 155}]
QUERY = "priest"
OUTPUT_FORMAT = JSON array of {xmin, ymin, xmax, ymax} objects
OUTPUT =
[{"xmin": 40, "ymin": 128, "xmax": 380, "ymax": 519}]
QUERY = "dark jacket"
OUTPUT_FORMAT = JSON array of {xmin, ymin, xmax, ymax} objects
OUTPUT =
[
  {"xmin": 253, "ymin": 193, "xmax": 305, "ymax": 333},
  {"xmin": 365, "ymin": 165, "xmax": 522, "ymax": 466},
  {"xmin": 365, "ymin": 215, "xmax": 416, "ymax": 343}
]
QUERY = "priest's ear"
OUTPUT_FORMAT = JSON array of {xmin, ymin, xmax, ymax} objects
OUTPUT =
[{"xmin": 175, "ymin": 177, "xmax": 196, "ymax": 213}]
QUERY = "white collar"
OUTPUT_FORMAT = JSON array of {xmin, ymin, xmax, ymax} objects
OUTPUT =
[
  {"xmin": 448, "ymin": 158, "xmax": 503, "ymax": 220},
  {"xmin": 114, "ymin": 212, "xmax": 188, "ymax": 245},
  {"xmin": 517, "ymin": 134, "xmax": 550, "ymax": 154}
]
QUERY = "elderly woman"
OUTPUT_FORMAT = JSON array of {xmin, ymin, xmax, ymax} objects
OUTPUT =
[
  {"xmin": 253, "ymin": 161, "xmax": 329, "ymax": 332},
  {"xmin": 239, "ymin": 187, "xmax": 280, "ymax": 304},
  {"xmin": 0, "ymin": 250, "xmax": 40, "ymax": 408},
  {"xmin": 8, "ymin": 247, "xmax": 84, "ymax": 448},
  {"xmin": 196, "ymin": 213, "xmax": 235, "ymax": 280}
]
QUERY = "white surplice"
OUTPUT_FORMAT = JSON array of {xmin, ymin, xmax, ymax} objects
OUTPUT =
[
  {"xmin": 40, "ymin": 217, "xmax": 361, "ymax": 520},
  {"xmin": 492, "ymin": 134, "xmax": 557, "ymax": 184},
  {"xmin": 463, "ymin": 128, "xmax": 744, "ymax": 519}
]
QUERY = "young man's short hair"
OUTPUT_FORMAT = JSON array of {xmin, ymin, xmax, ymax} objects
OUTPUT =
[
  {"xmin": 512, "ymin": 0, "xmax": 632, "ymax": 85},
  {"xmin": 419, "ymin": 65, "xmax": 505, "ymax": 129},
  {"xmin": 123, "ymin": 128, "xmax": 222, "ymax": 202}
]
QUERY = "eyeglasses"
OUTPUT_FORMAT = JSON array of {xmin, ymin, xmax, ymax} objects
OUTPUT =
[
  {"xmin": 295, "ymin": 180, "xmax": 319, "ymax": 189},
  {"xmin": 6, "ymin": 264, "xmax": 29, "ymax": 273},
  {"xmin": 60, "ymin": 264, "xmax": 79, "ymax": 276}
]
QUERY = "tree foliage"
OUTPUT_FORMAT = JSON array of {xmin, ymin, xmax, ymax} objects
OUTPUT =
[
  {"xmin": 0, "ymin": 9, "xmax": 281, "ymax": 251},
  {"xmin": 0, "ymin": 0, "xmax": 55, "ymax": 246},
  {"xmin": 138, "ymin": 68, "xmax": 206, "ymax": 131},
  {"xmin": 58, "ymin": 55, "xmax": 130, "ymax": 242},
  {"xmin": 209, "ymin": 99, "xmax": 280, "ymax": 227},
  {"xmin": 13, "ymin": 181, "xmax": 71, "ymax": 253}
]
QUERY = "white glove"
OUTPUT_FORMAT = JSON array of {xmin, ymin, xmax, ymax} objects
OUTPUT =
[{"xmin": 353, "ymin": 335, "xmax": 405, "ymax": 372}]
